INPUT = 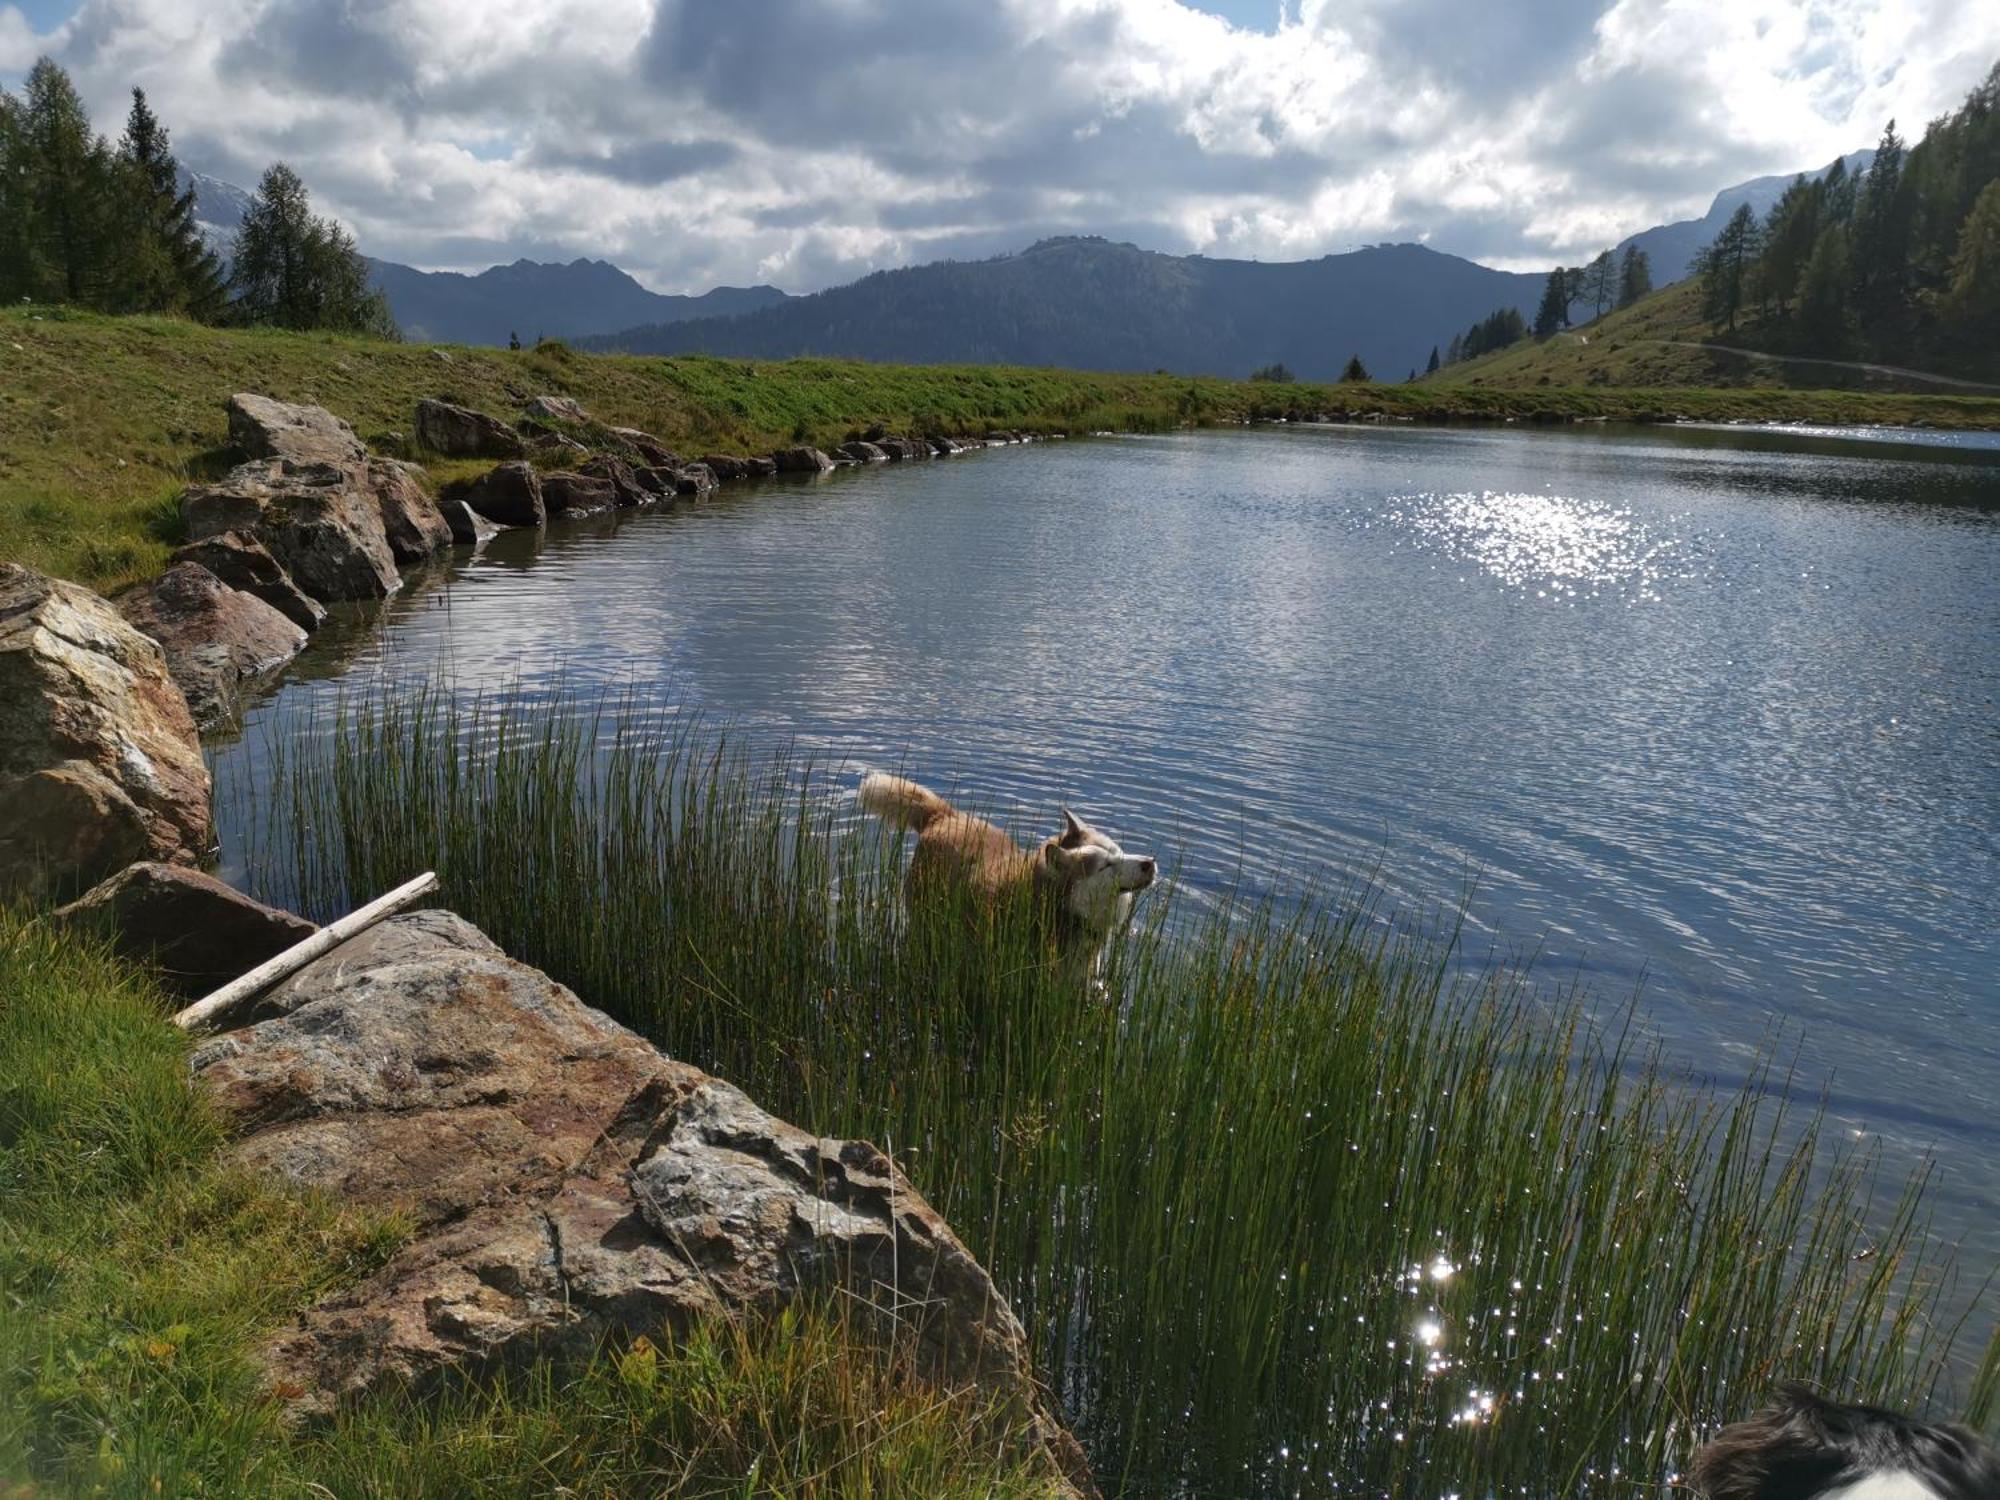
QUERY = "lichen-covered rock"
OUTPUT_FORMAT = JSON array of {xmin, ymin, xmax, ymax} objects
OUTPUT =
[
  {"xmin": 772, "ymin": 445, "xmax": 835, "ymax": 474},
  {"xmin": 53, "ymin": 861, "xmax": 315, "ymax": 994},
  {"xmin": 367, "ymin": 460, "xmax": 452, "ymax": 562},
  {"xmin": 672, "ymin": 463, "xmax": 718, "ymax": 495},
  {"xmin": 189, "ymin": 912, "xmax": 1091, "ymax": 1494},
  {"xmin": 415, "ymin": 399, "xmax": 525, "ymax": 459},
  {"xmin": 0, "ymin": 565, "xmax": 212, "ymax": 897},
  {"xmin": 171, "ymin": 531, "xmax": 326, "ymax": 634},
  {"xmin": 522, "ymin": 394, "xmax": 588, "ymax": 423},
  {"xmin": 227, "ymin": 393, "xmax": 368, "ymax": 466},
  {"xmin": 115, "ymin": 563, "xmax": 306, "ymax": 729},
  {"xmin": 457, "ymin": 462, "xmax": 544, "ymax": 527},
  {"xmin": 181, "ymin": 459, "xmax": 401, "ymax": 603}
]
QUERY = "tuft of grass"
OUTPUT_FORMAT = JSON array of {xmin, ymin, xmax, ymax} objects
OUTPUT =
[
  {"xmin": 6, "ymin": 304, "xmax": 1999, "ymax": 592},
  {"xmin": 0, "ymin": 909, "xmax": 1071, "ymax": 1497},
  {"xmin": 243, "ymin": 687, "xmax": 2000, "ymax": 1496}
]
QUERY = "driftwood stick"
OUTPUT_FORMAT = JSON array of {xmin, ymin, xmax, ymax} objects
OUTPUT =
[{"xmin": 171, "ymin": 871, "xmax": 440, "ymax": 1033}]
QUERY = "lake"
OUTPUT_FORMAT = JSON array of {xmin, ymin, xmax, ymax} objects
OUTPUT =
[{"xmin": 212, "ymin": 420, "xmax": 2000, "ymax": 1272}]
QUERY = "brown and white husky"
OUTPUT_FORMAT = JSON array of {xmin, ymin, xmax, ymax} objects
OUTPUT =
[{"xmin": 856, "ymin": 772, "xmax": 1157, "ymax": 972}]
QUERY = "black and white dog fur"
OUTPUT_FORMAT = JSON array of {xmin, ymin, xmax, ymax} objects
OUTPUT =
[{"xmin": 1692, "ymin": 1384, "xmax": 2000, "ymax": 1500}]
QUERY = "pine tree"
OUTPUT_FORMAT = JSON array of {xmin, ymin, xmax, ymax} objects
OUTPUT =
[
  {"xmin": 231, "ymin": 162, "xmax": 396, "ymax": 336},
  {"xmin": 113, "ymin": 89, "xmax": 226, "ymax": 319},
  {"xmin": 1944, "ymin": 178, "xmax": 2000, "ymax": 330},
  {"xmin": 1698, "ymin": 203, "xmax": 1763, "ymax": 331},
  {"xmin": 1532, "ymin": 268, "xmax": 1568, "ymax": 338},
  {"xmin": 0, "ymin": 85, "xmax": 37, "ymax": 302},
  {"xmin": 1852, "ymin": 120, "xmax": 1911, "ymax": 308},
  {"xmin": 1581, "ymin": 250, "xmax": 1615, "ymax": 319},
  {"xmin": 20, "ymin": 57, "xmax": 114, "ymax": 305},
  {"xmin": 1759, "ymin": 176, "xmax": 1821, "ymax": 316},
  {"xmin": 1446, "ymin": 333, "xmax": 1463, "ymax": 365},
  {"xmin": 1339, "ymin": 354, "xmax": 1369, "ymax": 382},
  {"xmin": 1796, "ymin": 226, "xmax": 1854, "ymax": 353},
  {"xmin": 1425, "ymin": 345, "xmax": 1440, "ymax": 375},
  {"xmin": 1616, "ymin": 244, "xmax": 1652, "ymax": 307}
]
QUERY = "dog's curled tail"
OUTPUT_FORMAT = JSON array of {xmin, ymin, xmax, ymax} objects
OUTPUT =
[{"xmin": 857, "ymin": 772, "xmax": 951, "ymax": 830}]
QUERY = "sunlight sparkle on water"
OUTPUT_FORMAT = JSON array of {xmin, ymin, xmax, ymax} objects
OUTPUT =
[{"xmin": 1378, "ymin": 489, "xmax": 1704, "ymax": 602}]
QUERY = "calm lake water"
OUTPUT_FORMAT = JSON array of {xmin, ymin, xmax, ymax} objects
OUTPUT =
[{"xmin": 212, "ymin": 421, "xmax": 2000, "ymax": 1270}]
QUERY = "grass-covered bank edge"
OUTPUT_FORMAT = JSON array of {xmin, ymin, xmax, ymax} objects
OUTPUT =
[
  {"xmin": 237, "ymin": 689, "xmax": 2000, "ymax": 1497},
  {"xmin": 0, "ymin": 911, "xmax": 1068, "ymax": 1496},
  {"xmin": 7, "ymin": 302, "xmax": 2000, "ymax": 592}
]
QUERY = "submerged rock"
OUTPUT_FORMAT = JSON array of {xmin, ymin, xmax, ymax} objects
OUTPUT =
[
  {"xmin": 439, "ymin": 497, "xmax": 498, "ymax": 545},
  {"xmin": 415, "ymin": 399, "xmax": 526, "ymax": 459},
  {"xmin": 700, "ymin": 454, "xmax": 750, "ymax": 481},
  {"xmin": 181, "ymin": 459, "xmax": 402, "ymax": 603},
  {"xmin": 115, "ymin": 563, "xmax": 306, "ymax": 729},
  {"xmin": 189, "ymin": 911, "xmax": 1093, "ymax": 1495},
  {"xmin": 457, "ymin": 462, "xmax": 544, "ymax": 528},
  {"xmin": 227, "ymin": 393, "xmax": 368, "ymax": 466},
  {"xmin": 170, "ymin": 532, "xmax": 326, "ymax": 634},
  {"xmin": 672, "ymin": 463, "xmax": 718, "ymax": 495},
  {"xmin": 0, "ymin": 564, "xmax": 212, "ymax": 897},
  {"xmin": 53, "ymin": 861, "xmax": 315, "ymax": 994}
]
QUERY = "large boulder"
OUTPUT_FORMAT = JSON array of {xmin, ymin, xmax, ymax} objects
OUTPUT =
[
  {"xmin": 672, "ymin": 463, "xmax": 718, "ymax": 496},
  {"xmin": 876, "ymin": 436, "xmax": 931, "ymax": 462},
  {"xmin": 522, "ymin": 394, "xmax": 589, "ymax": 423},
  {"xmin": 439, "ymin": 498, "xmax": 498, "ymax": 544},
  {"xmin": 607, "ymin": 427, "xmax": 678, "ymax": 467},
  {"xmin": 772, "ymin": 445, "xmax": 835, "ymax": 474},
  {"xmin": 577, "ymin": 454, "xmax": 649, "ymax": 507},
  {"xmin": 368, "ymin": 460, "xmax": 453, "ymax": 563},
  {"xmin": 700, "ymin": 454, "xmax": 749, "ymax": 481},
  {"xmin": 539, "ymin": 472, "xmax": 618, "ymax": 516},
  {"xmin": 838, "ymin": 441, "xmax": 889, "ymax": 463},
  {"xmin": 115, "ymin": 563, "xmax": 306, "ymax": 730},
  {"xmin": 181, "ymin": 459, "xmax": 401, "ymax": 603},
  {"xmin": 52, "ymin": 862, "xmax": 315, "ymax": 995},
  {"xmin": 457, "ymin": 462, "xmax": 544, "ymax": 528},
  {"xmin": 188, "ymin": 912, "xmax": 1092, "ymax": 1494},
  {"xmin": 0, "ymin": 565, "xmax": 212, "ymax": 898},
  {"xmin": 227, "ymin": 393, "xmax": 368, "ymax": 466},
  {"xmin": 415, "ymin": 399, "xmax": 525, "ymax": 459},
  {"xmin": 171, "ymin": 532, "xmax": 326, "ymax": 634}
]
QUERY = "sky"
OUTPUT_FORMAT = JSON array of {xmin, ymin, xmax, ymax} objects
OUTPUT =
[{"xmin": 2, "ymin": 0, "xmax": 1995, "ymax": 293}]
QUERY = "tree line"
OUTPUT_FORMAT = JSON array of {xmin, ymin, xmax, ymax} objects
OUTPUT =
[
  {"xmin": 0, "ymin": 58, "xmax": 395, "ymax": 336},
  {"xmin": 1427, "ymin": 244, "xmax": 1653, "ymax": 373},
  {"xmin": 1695, "ymin": 62, "xmax": 1999, "ymax": 356}
]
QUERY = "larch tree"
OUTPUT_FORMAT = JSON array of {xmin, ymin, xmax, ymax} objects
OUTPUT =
[
  {"xmin": 230, "ymin": 162, "xmax": 396, "ymax": 335},
  {"xmin": 19, "ymin": 57, "xmax": 114, "ymax": 305}
]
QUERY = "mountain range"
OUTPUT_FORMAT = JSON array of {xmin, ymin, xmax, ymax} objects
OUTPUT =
[{"xmin": 183, "ymin": 151, "xmax": 1863, "ymax": 380}]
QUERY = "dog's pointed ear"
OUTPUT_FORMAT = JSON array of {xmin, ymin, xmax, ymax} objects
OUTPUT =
[{"xmin": 1061, "ymin": 807, "xmax": 1087, "ymax": 841}]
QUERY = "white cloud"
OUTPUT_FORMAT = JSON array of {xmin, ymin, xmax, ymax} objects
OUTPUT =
[{"xmin": 16, "ymin": 0, "xmax": 2000, "ymax": 290}]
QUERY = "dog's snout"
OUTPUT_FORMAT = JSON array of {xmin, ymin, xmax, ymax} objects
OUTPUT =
[{"xmin": 1139, "ymin": 857, "xmax": 1157, "ymax": 884}]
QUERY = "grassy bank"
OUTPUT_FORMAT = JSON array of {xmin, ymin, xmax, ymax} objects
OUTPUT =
[
  {"xmin": 0, "ymin": 910, "xmax": 1065, "ymax": 1496},
  {"xmin": 6, "ymin": 304, "xmax": 2000, "ymax": 594},
  {"xmin": 228, "ymin": 689, "xmax": 2000, "ymax": 1496}
]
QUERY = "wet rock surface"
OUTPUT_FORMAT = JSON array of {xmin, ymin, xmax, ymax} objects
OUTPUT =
[
  {"xmin": 52, "ymin": 860, "xmax": 315, "ymax": 994},
  {"xmin": 368, "ymin": 460, "xmax": 453, "ymax": 563},
  {"xmin": 115, "ymin": 562, "xmax": 307, "ymax": 729},
  {"xmin": 457, "ymin": 462, "xmax": 545, "ymax": 527},
  {"xmin": 190, "ymin": 911, "xmax": 1090, "ymax": 1494},
  {"xmin": 0, "ymin": 564, "xmax": 212, "ymax": 897}
]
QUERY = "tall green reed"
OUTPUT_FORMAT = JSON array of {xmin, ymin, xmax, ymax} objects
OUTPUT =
[{"xmin": 246, "ymin": 685, "xmax": 1999, "ymax": 1496}]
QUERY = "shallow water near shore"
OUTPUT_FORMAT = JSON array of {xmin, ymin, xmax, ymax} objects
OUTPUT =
[{"xmin": 211, "ymin": 420, "xmax": 2000, "ymax": 1277}]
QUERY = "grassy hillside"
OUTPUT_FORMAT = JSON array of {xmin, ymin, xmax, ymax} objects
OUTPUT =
[
  {"xmin": 6, "ymin": 303, "xmax": 2000, "ymax": 593},
  {"xmin": 1437, "ymin": 279, "xmax": 2000, "ymax": 392}
]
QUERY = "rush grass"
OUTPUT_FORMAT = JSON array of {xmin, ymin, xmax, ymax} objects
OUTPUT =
[
  {"xmin": 7, "ymin": 303, "xmax": 2000, "ymax": 594},
  {"xmin": 0, "ymin": 910, "xmax": 1066, "ymax": 1497},
  {"xmin": 240, "ymin": 689, "xmax": 2000, "ymax": 1497}
]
